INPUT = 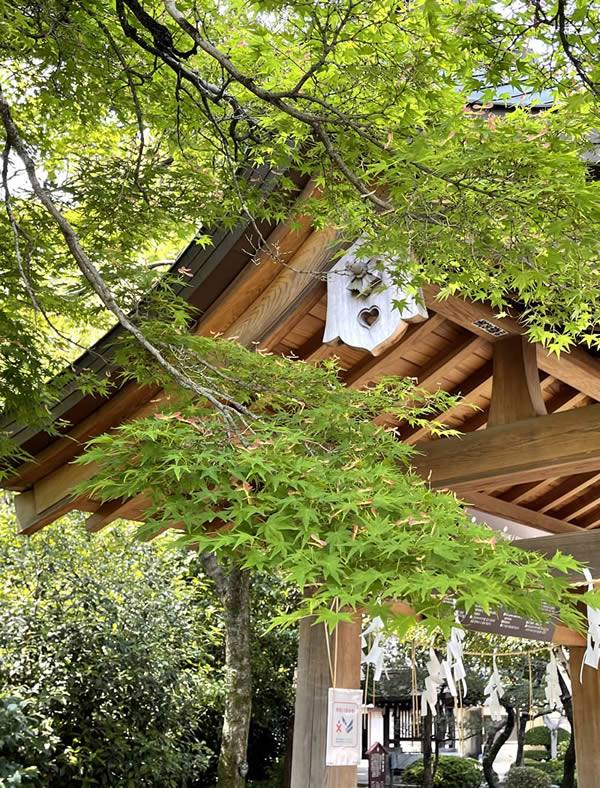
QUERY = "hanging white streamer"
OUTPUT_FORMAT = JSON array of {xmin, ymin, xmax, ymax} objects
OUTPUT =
[
  {"xmin": 361, "ymin": 616, "xmax": 386, "ymax": 682},
  {"xmin": 421, "ymin": 648, "xmax": 444, "ymax": 717},
  {"xmin": 441, "ymin": 625, "xmax": 467, "ymax": 700},
  {"xmin": 544, "ymin": 651, "xmax": 562, "ymax": 710},
  {"xmin": 484, "ymin": 656, "xmax": 505, "ymax": 722},
  {"xmin": 581, "ymin": 568, "xmax": 600, "ymax": 681}
]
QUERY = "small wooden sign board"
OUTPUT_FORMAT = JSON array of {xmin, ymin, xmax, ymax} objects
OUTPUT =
[
  {"xmin": 367, "ymin": 741, "xmax": 388, "ymax": 788},
  {"xmin": 458, "ymin": 600, "xmax": 558, "ymax": 642}
]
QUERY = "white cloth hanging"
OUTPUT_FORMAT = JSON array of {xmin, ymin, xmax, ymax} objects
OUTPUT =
[
  {"xmin": 361, "ymin": 616, "xmax": 386, "ymax": 682},
  {"xmin": 441, "ymin": 625, "xmax": 467, "ymax": 700},
  {"xmin": 421, "ymin": 648, "xmax": 444, "ymax": 717},
  {"xmin": 544, "ymin": 651, "xmax": 562, "ymax": 710},
  {"xmin": 484, "ymin": 656, "xmax": 505, "ymax": 721},
  {"xmin": 581, "ymin": 568, "xmax": 600, "ymax": 681}
]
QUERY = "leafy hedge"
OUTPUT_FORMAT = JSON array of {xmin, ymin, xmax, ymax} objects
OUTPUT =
[
  {"xmin": 505, "ymin": 766, "xmax": 553, "ymax": 788},
  {"xmin": 524, "ymin": 748, "xmax": 550, "ymax": 761},
  {"xmin": 402, "ymin": 755, "xmax": 481, "ymax": 788}
]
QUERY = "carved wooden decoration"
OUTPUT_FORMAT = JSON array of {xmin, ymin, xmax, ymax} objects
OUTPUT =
[{"xmin": 323, "ymin": 242, "xmax": 428, "ymax": 356}]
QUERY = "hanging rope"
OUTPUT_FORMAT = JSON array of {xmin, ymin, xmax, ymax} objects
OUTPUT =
[
  {"xmin": 411, "ymin": 640, "xmax": 421, "ymax": 739},
  {"xmin": 528, "ymin": 653, "xmax": 535, "ymax": 719}
]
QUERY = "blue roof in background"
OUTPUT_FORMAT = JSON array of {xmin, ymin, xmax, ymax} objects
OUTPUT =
[{"xmin": 468, "ymin": 85, "xmax": 555, "ymax": 108}]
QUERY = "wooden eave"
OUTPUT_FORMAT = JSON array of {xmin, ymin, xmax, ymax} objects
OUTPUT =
[{"xmin": 6, "ymin": 184, "xmax": 600, "ymax": 544}]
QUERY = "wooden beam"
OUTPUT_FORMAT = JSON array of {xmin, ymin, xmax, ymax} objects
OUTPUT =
[
  {"xmin": 224, "ymin": 227, "xmax": 340, "ymax": 348},
  {"xmin": 466, "ymin": 492, "xmax": 580, "ymax": 535},
  {"xmin": 290, "ymin": 616, "xmax": 331, "ymax": 788},
  {"xmin": 327, "ymin": 616, "xmax": 362, "ymax": 788},
  {"xmin": 487, "ymin": 336, "xmax": 546, "ymax": 427},
  {"xmin": 570, "ymin": 646, "xmax": 600, "ymax": 788},
  {"xmin": 501, "ymin": 480, "xmax": 555, "ymax": 506},
  {"xmin": 422, "ymin": 285, "xmax": 600, "ymax": 402},
  {"xmin": 14, "ymin": 491, "xmax": 97, "ymax": 535},
  {"xmin": 416, "ymin": 336, "xmax": 489, "ymax": 391},
  {"xmin": 537, "ymin": 472, "xmax": 600, "ymax": 514},
  {"xmin": 85, "ymin": 494, "xmax": 150, "ymax": 532},
  {"xmin": 516, "ymin": 530, "xmax": 600, "ymax": 579},
  {"xmin": 552, "ymin": 485, "xmax": 600, "ymax": 523},
  {"xmin": 4, "ymin": 383, "xmax": 161, "ymax": 491},
  {"xmin": 412, "ymin": 403, "xmax": 600, "ymax": 491}
]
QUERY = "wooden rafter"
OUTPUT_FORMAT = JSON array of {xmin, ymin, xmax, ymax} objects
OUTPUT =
[
  {"xmin": 342, "ymin": 313, "xmax": 447, "ymax": 388},
  {"xmin": 401, "ymin": 360, "xmax": 493, "ymax": 444}
]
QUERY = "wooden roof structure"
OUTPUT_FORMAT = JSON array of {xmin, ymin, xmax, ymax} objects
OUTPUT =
[
  {"xmin": 5, "ymin": 173, "xmax": 600, "ymax": 552},
  {"xmin": 9, "ymin": 171, "xmax": 600, "ymax": 788}
]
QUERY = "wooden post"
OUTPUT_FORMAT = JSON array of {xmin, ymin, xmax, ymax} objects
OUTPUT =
[
  {"xmin": 570, "ymin": 646, "xmax": 600, "ymax": 787},
  {"xmin": 487, "ymin": 335, "xmax": 546, "ymax": 427},
  {"xmin": 290, "ymin": 615, "xmax": 362, "ymax": 788}
]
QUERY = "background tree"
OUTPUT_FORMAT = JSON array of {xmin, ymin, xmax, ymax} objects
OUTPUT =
[{"xmin": 0, "ymin": 507, "xmax": 298, "ymax": 787}]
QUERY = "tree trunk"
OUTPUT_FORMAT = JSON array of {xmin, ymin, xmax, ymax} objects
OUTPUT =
[
  {"xmin": 422, "ymin": 709, "xmax": 434, "ymax": 788},
  {"xmin": 558, "ymin": 669, "xmax": 576, "ymax": 788},
  {"xmin": 200, "ymin": 554, "xmax": 252, "ymax": 788},
  {"xmin": 516, "ymin": 709, "xmax": 549, "ymax": 768},
  {"xmin": 482, "ymin": 703, "xmax": 515, "ymax": 788},
  {"xmin": 515, "ymin": 710, "xmax": 527, "ymax": 767}
]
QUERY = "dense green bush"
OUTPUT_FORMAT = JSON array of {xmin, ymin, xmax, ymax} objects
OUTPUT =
[
  {"xmin": 524, "ymin": 726, "xmax": 570, "ymax": 748},
  {"xmin": 0, "ymin": 520, "xmax": 215, "ymax": 786},
  {"xmin": 505, "ymin": 766, "xmax": 553, "ymax": 788},
  {"xmin": 402, "ymin": 755, "xmax": 481, "ymax": 788}
]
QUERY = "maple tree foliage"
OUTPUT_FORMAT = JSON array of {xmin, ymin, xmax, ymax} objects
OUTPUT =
[
  {"xmin": 77, "ymin": 333, "xmax": 597, "ymax": 637},
  {"xmin": 1, "ymin": 0, "xmax": 600, "ymax": 428}
]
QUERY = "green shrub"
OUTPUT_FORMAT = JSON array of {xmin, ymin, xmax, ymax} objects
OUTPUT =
[
  {"xmin": 525, "ymin": 760, "xmax": 562, "ymax": 779},
  {"xmin": 524, "ymin": 748, "xmax": 550, "ymax": 761},
  {"xmin": 505, "ymin": 766, "xmax": 553, "ymax": 788},
  {"xmin": 0, "ymin": 691, "xmax": 58, "ymax": 786},
  {"xmin": 402, "ymin": 755, "xmax": 481, "ymax": 788}
]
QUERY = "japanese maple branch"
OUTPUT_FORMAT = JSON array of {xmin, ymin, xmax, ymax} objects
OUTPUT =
[{"xmin": 0, "ymin": 85, "xmax": 256, "ymax": 437}]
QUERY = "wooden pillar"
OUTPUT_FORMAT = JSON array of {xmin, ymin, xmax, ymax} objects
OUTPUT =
[
  {"xmin": 570, "ymin": 646, "xmax": 600, "ymax": 787},
  {"xmin": 327, "ymin": 617, "xmax": 362, "ymax": 788},
  {"xmin": 487, "ymin": 335, "xmax": 546, "ymax": 427},
  {"xmin": 290, "ymin": 615, "xmax": 362, "ymax": 788}
]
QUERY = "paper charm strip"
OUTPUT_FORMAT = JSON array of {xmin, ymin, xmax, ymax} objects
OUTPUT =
[
  {"xmin": 581, "ymin": 568, "xmax": 600, "ymax": 681},
  {"xmin": 544, "ymin": 651, "xmax": 562, "ymax": 710},
  {"xmin": 484, "ymin": 656, "xmax": 505, "ymax": 721},
  {"xmin": 421, "ymin": 648, "xmax": 444, "ymax": 717},
  {"xmin": 361, "ymin": 616, "xmax": 386, "ymax": 682},
  {"xmin": 442, "ymin": 625, "xmax": 467, "ymax": 700}
]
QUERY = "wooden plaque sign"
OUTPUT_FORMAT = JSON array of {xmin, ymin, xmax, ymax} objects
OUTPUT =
[
  {"xmin": 458, "ymin": 601, "xmax": 558, "ymax": 642},
  {"xmin": 367, "ymin": 741, "xmax": 388, "ymax": 788}
]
